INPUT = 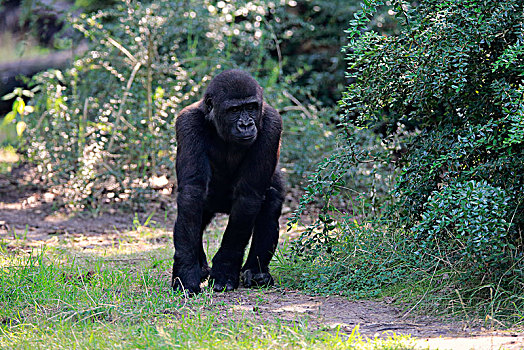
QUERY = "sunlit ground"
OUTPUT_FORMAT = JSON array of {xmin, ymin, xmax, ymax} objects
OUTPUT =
[
  {"xmin": 0, "ymin": 217, "xmax": 421, "ymax": 349},
  {"xmin": 0, "ymin": 212, "xmax": 522, "ymax": 349},
  {"xmin": 0, "ymin": 147, "xmax": 19, "ymax": 173}
]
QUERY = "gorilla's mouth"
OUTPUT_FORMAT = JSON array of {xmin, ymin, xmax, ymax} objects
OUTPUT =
[{"xmin": 237, "ymin": 135, "xmax": 256, "ymax": 143}]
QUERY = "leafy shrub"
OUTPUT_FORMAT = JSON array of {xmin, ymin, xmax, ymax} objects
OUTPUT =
[
  {"xmin": 279, "ymin": 105, "xmax": 339, "ymax": 184},
  {"xmin": 342, "ymin": 0, "xmax": 524, "ymax": 242},
  {"xmin": 290, "ymin": 0, "xmax": 524, "ymax": 323},
  {"xmin": 413, "ymin": 180, "xmax": 512, "ymax": 271},
  {"xmin": 337, "ymin": 0, "xmax": 524, "ymax": 263},
  {"xmin": 288, "ymin": 123, "xmax": 397, "ymax": 253},
  {"xmin": 8, "ymin": 0, "xmax": 377, "ymax": 208},
  {"xmin": 26, "ymin": 0, "xmax": 223, "ymax": 208},
  {"xmin": 268, "ymin": 0, "xmax": 362, "ymax": 106}
]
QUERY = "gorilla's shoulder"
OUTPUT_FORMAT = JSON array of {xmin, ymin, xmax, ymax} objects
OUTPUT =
[
  {"xmin": 176, "ymin": 100, "xmax": 206, "ymax": 130},
  {"xmin": 262, "ymin": 102, "xmax": 282, "ymax": 130},
  {"xmin": 178, "ymin": 101, "xmax": 205, "ymax": 120}
]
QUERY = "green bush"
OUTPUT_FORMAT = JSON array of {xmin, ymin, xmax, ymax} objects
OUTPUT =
[
  {"xmin": 268, "ymin": 0, "xmax": 362, "ymax": 106},
  {"xmin": 289, "ymin": 0, "xmax": 523, "ymax": 324},
  {"xmin": 413, "ymin": 180, "xmax": 512, "ymax": 270},
  {"xmin": 342, "ymin": 0, "xmax": 524, "ymax": 242},
  {"xmin": 6, "ymin": 0, "xmax": 379, "ymax": 209},
  {"xmin": 27, "ymin": 0, "xmax": 234, "ymax": 208},
  {"xmin": 340, "ymin": 0, "xmax": 524, "ymax": 267},
  {"xmin": 288, "ymin": 124, "xmax": 396, "ymax": 253}
]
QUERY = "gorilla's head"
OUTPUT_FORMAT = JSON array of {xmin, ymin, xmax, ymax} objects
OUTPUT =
[{"xmin": 203, "ymin": 69, "xmax": 263, "ymax": 145}]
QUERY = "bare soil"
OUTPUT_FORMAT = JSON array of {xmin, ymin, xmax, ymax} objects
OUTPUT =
[{"xmin": 1, "ymin": 166, "xmax": 522, "ymax": 349}]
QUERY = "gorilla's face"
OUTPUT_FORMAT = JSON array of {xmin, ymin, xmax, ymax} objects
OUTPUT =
[
  {"xmin": 222, "ymin": 99, "xmax": 260, "ymax": 145},
  {"xmin": 204, "ymin": 70, "xmax": 264, "ymax": 146}
]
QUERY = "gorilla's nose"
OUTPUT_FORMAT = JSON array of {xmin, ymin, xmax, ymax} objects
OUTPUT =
[{"xmin": 238, "ymin": 119, "xmax": 255, "ymax": 131}]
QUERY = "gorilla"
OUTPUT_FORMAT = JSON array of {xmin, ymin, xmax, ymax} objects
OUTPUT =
[{"xmin": 172, "ymin": 69, "xmax": 284, "ymax": 294}]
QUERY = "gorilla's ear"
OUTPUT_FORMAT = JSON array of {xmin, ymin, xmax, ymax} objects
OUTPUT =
[
  {"xmin": 205, "ymin": 97, "xmax": 213, "ymax": 114},
  {"xmin": 204, "ymin": 97, "xmax": 214, "ymax": 122}
]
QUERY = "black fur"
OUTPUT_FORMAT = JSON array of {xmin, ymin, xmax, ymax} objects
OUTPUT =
[{"xmin": 172, "ymin": 70, "xmax": 284, "ymax": 294}]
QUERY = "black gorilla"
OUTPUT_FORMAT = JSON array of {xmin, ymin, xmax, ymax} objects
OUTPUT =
[{"xmin": 172, "ymin": 69, "xmax": 284, "ymax": 294}]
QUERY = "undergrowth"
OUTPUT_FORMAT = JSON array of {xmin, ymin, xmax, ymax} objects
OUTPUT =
[{"xmin": 278, "ymin": 220, "xmax": 524, "ymax": 327}]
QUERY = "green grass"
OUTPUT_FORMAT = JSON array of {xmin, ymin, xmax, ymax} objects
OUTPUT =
[{"xmin": 0, "ymin": 224, "xmax": 417, "ymax": 349}]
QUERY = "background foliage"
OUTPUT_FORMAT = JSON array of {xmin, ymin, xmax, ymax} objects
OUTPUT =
[{"xmin": 7, "ymin": 0, "xmax": 359, "ymax": 209}]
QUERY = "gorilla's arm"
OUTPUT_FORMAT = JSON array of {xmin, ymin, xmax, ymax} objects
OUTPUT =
[{"xmin": 172, "ymin": 102, "xmax": 211, "ymax": 293}]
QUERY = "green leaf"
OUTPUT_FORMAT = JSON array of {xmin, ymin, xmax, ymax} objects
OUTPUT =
[
  {"xmin": 15, "ymin": 98, "xmax": 25, "ymax": 115},
  {"xmin": 1, "ymin": 111, "xmax": 16, "ymax": 127},
  {"xmin": 21, "ymin": 90, "xmax": 35, "ymax": 98},
  {"xmin": 16, "ymin": 121, "xmax": 27, "ymax": 136},
  {"xmin": 1, "ymin": 91, "xmax": 17, "ymax": 100}
]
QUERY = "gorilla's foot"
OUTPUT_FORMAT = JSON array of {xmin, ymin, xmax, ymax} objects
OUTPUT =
[
  {"xmin": 209, "ymin": 266, "xmax": 240, "ymax": 292},
  {"xmin": 209, "ymin": 278, "xmax": 236, "ymax": 292},
  {"xmin": 172, "ymin": 263, "xmax": 202, "ymax": 295},
  {"xmin": 241, "ymin": 269, "xmax": 274, "ymax": 288},
  {"xmin": 209, "ymin": 249, "xmax": 242, "ymax": 292}
]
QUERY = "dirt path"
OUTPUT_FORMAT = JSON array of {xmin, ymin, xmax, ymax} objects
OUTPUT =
[
  {"xmin": 1, "ymin": 174, "xmax": 523, "ymax": 349},
  {"xmin": 211, "ymin": 288, "xmax": 459, "ymax": 337},
  {"xmin": 210, "ymin": 290, "xmax": 524, "ymax": 349}
]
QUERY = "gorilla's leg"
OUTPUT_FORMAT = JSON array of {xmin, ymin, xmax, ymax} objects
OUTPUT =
[
  {"xmin": 241, "ymin": 182, "xmax": 284, "ymax": 287},
  {"xmin": 210, "ymin": 195, "xmax": 263, "ymax": 292}
]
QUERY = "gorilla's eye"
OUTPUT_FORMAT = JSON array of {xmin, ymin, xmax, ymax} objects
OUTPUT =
[
  {"xmin": 231, "ymin": 106, "xmax": 241, "ymax": 113},
  {"xmin": 246, "ymin": 104, "xmax": 256, "ymax": 112}
]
